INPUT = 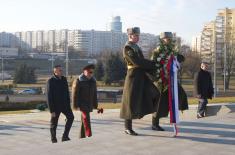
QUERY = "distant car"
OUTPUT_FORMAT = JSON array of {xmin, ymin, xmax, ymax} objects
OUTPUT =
[{"xmin": 18, "ymin": 89, "xmax": 38, "ymax": 95}]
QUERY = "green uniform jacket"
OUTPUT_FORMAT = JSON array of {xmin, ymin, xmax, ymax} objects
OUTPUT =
[{"xmin": 120, "ymin": 41, "xmax": 160, "ymax": 119}]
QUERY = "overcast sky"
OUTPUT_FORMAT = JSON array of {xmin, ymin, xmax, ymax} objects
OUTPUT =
[{"xmin": 0, "ymin": 0, "xmax": 234, "ymax": 43}]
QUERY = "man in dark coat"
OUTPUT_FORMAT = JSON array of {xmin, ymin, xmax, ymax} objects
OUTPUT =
[
  {"xmin": 151, "ymin": 32, "xmax": 188, "ymax": 131},
  {"xmin": 72, "ymin": 64, "xmax": 99, "ymax": 138},
  {"xmin": 120, "ymin": 27, "xmax": 160, "ymax": 136},
  {"xmin": 46, "ymin": 65, "xmax": 74, "ymax": 143},
  {"xmin": 194, "ymin": 61, "xmax": 214, "ymax": 118}
]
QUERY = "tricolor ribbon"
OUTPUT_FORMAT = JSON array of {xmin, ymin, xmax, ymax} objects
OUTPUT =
[{"xmin": 167, "ymin": 55, "xmax": 180, "ymax": 136}]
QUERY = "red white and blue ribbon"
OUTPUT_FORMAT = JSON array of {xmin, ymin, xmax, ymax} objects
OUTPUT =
[{"xmin": 167, "ymin": 55, "xmax": 180, "ymax": 136}]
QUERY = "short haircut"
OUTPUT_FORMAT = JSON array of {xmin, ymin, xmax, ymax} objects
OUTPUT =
[{"xmin": 54, "ymin": 65, "xmax": 62, "ymax": 69}]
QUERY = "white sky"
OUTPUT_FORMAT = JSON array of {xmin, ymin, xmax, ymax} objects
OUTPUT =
[{"xmin": 0, "ymin": 0, "xmax": 235, "ymax": 43}]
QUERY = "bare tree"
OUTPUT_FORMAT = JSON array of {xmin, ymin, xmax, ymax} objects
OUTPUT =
[
  {"xmin": 182, "ymin": 51, "xmax": 201, "ymax": 78},
  {"xmin": 220, "ymin": 42, "xmax": 235, "ymax": 89}
]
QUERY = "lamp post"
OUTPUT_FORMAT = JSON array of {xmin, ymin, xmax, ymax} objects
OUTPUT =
[
  {"xmin": 65, "ymin": 41, "xmax": 69, "ymax": 78},
  {"xmin": 1, "ymin": 50, "xmax": 4, "ymax": 83},
  {"xmin": 48, "ymin": 53, "xmax": 55, "ymax": 73}
]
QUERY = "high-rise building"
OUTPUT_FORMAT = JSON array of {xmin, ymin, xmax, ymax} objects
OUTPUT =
[
  {"xmin": 0, "ymin": 32, "xmax": 11, "ymax": 47},
  {"xmin": 200, "ymin": 21, "xmax": 216, "ymax": 62},
  {"xmin": 71, "ymin": 29, "xmax": 126, "ymax": 57},
  {"xmin": 108, "ymin": 16, "xmax": 122, "ymax": 32}
]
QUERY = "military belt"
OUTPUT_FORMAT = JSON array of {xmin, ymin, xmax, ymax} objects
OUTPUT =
[{"xmin": 127, "ymin": 65, "xmax": 138, "ymax": 70}]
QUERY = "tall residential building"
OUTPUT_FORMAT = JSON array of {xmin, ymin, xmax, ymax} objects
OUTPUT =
[
  {"xmin": 200, "ymin": 21, "xmax": 216, "ymax": 62},
  {"xmin": 197, "ymin": 8, "xmax": 235, "ymax": 76},
  {"xmin": 21, "ymin": 31, "xmax": 33, "ymax": 51},
  {"xmin": 36, "ymin": 31, "xmax": 44, "ymax": 51},
  {"xmin": 14, "ymin": 32, "xmax": 22, "ymax": 48},
  {"xmin": 108, "ymin": 16, "xmax": 122, "ymax": 32},
  {"xmin": 47, "ymin": 30, "xmax": 56, "ymax": 52},
  {"xmin": 138, "ymin": 33, "xmax": 158, "ymax": 58},
  {"xmin": 0, "ymin": 32, "xmax": 11, "ymax": 47},
  {"xmin": 71, "ymin": 29, "xmax": 126, "ymax": 57},
  {"xmin": 215, "ymin": 8, "xmax": 235, "ymax": 74},
  {"xmin": 55, "ymin": 29, "xmax": 68, "ymax": 52}
]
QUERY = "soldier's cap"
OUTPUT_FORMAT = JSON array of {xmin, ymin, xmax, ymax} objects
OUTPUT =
[
  {"xmin": 127, "ymin": 27, "xmax": 140, "ymax": 35},
  {"xmin": 83, "ymin": 64, "xmax": 95, "ymax": 71},
  {"xmin": 160, "ymin": 32, "xmax": 173, "ymax": 39}
]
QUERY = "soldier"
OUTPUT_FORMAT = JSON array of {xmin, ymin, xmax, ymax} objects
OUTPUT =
[
  {"xmin": 46, "ymin": 65, "xmax": 74, "ymax": 143},
  {"xmin": 120, "ymin": 27, "xmax": 160, "ymax": 136},
  {"xmin": 72, "ymin": 64, "xmax": 101, "ymax": 138},
  {"xmin": 151, "ymin": 32, "xmax": 188, "ymax": 131}
]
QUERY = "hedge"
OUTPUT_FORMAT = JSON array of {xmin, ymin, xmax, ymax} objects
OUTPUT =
[{"xmin": 0, "ymin": 101, "xmax": 47, "ymax": 111}]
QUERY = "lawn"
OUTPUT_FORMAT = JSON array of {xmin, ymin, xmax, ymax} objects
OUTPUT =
[{"xmin": 98, "ymin": 97, "xmax": 235, "ymax": 109}]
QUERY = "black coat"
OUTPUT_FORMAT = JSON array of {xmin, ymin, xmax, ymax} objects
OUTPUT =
[
  {"xmin": 46, "ymin": 75, "xmax": 71, "ymax": 113},
  {"xmin": 72, "ymin": 74, "xmax": 98, "ymax": 112},
  {"xmin": 120, "ymin": 41, "xmax": 160, "ymax": 119},
  {"xmin": 194, "ymin": 69, "xmax": 214, "ymax": 99}
]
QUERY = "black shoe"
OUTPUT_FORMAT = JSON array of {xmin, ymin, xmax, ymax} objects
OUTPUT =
[
  {"xmin": 124, "ymin": 129, "xmax": 138, "ymax": 136},
  {"xmin": 51, "ymin": 138, "xmax": 57, "ymax": 143},
  {"xmin": 62, "ymin": 136, "xmax": 71, "ymax": 142},
  {"xmin": 152, "ymin": 125, "xmax": 165, "ymax": 131}
]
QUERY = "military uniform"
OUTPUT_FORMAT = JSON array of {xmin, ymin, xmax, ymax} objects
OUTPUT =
[
  {"xmin": 72, "ymin": 64, "xmax": 98, "ymax": 138},
  {"xmin": 120, "ymin": 27, "xmax": 160, "ymax": 135},
  {"xmin": 151, "ymin": 32, "xmax": 188, "ymax": 131}
]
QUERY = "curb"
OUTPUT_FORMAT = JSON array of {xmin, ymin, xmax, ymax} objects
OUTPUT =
[{"xmin": 180, "ymin": 103, "xmax": 235, "ymax": 119}]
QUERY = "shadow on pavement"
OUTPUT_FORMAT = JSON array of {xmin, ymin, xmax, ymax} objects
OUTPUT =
[
  {"xmin": 180, "ymin": 121, "xmax": 235, "ymax": 129},
  {"xmin": 177, "ymin": 135, "xmax": 235, "ymax": 145}
]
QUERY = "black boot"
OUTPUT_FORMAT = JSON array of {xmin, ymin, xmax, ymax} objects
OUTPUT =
[
  {"xmin": 50, "ymin": 128, "xmax": 58, "ymax": 143},
  {"xmin": 124, "ymin": 119, "xmax": 138, "ymax": 136},
  {"xmin": 152, "ymin": 117, "xmax": 165, "ymax": 131}
]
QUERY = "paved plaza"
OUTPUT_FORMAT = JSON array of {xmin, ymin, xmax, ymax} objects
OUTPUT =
[{"xmin": 0, "ymin": 105, "xmax": 235, "ymax": 155}]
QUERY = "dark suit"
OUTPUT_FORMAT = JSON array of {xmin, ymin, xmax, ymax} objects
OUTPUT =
[
  {"xmin": 194, "ymin": 68, "xmax": 214, "ymax": 116},
  {"xmin": 46, "ymin": 75, "xmax": 74, "ymax": 141}
]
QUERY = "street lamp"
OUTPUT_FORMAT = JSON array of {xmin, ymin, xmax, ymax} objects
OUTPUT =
[
  {"xmin": 1, "ymin": 50, "xmax": 4, "ymax": 83},
  {"xmin": 65, "ymin": 41, "xmax": 69, "ymax": 78},
  {"xmin": 48, "ymin": 53, "xmax": 55, "ymax": 73}
]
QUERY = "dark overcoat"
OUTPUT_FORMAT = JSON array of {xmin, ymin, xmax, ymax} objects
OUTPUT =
[
  {"xmin": 153, "ymin": 84, "xmax": 189, "ymax": 118},
  {"xmin": 120, "ymin": 41, "xmax": 160, "ymax": 119},
  {"xmin": 151, "ymin": 46, "xmax": 189, "ymax": 118},
  {"xmin": 72, "ymin": 74, "xmax": 98, "ymax": 112},
  {"xmin": 194, "ymin": 69, "xmax": 214, "ymax": 99}
]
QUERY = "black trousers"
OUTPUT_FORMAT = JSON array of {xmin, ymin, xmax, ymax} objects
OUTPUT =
[
  {"xmin": 152, "ymin": 115, "xmax": 160, "ymax": 126},
  {"xmin": 197, "ymin": 98, "xmax": 208, "ymax": 116},
  {"xmin": 50, "ymin": 108, "xmax": 74, "ymax": 140},
  {"xmin": 125, "ymin": 119, "xmax": 132, "ymax": 130},
  {"xmin": 80, "ymin": 111, "xmax": 92, "ymax": 138}
]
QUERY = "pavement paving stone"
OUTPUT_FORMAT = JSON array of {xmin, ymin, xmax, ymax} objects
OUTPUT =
[{"xmin": 0, "ymin": 107, "xmax": 235, "ymax": 155}]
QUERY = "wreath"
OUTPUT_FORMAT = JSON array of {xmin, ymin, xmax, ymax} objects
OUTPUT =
[{"xmin": 151, "ymin": 39, "xmax": 179, "ymax": 90}]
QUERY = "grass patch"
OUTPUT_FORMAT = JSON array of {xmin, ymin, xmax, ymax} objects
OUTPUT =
[
  {"xmin": 98, "ymin": 97, "xmax": 235, "ymax": 109},
  {"xmin": 188, "ymin": 97, "xmax": 235, "ymax": 105}
]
